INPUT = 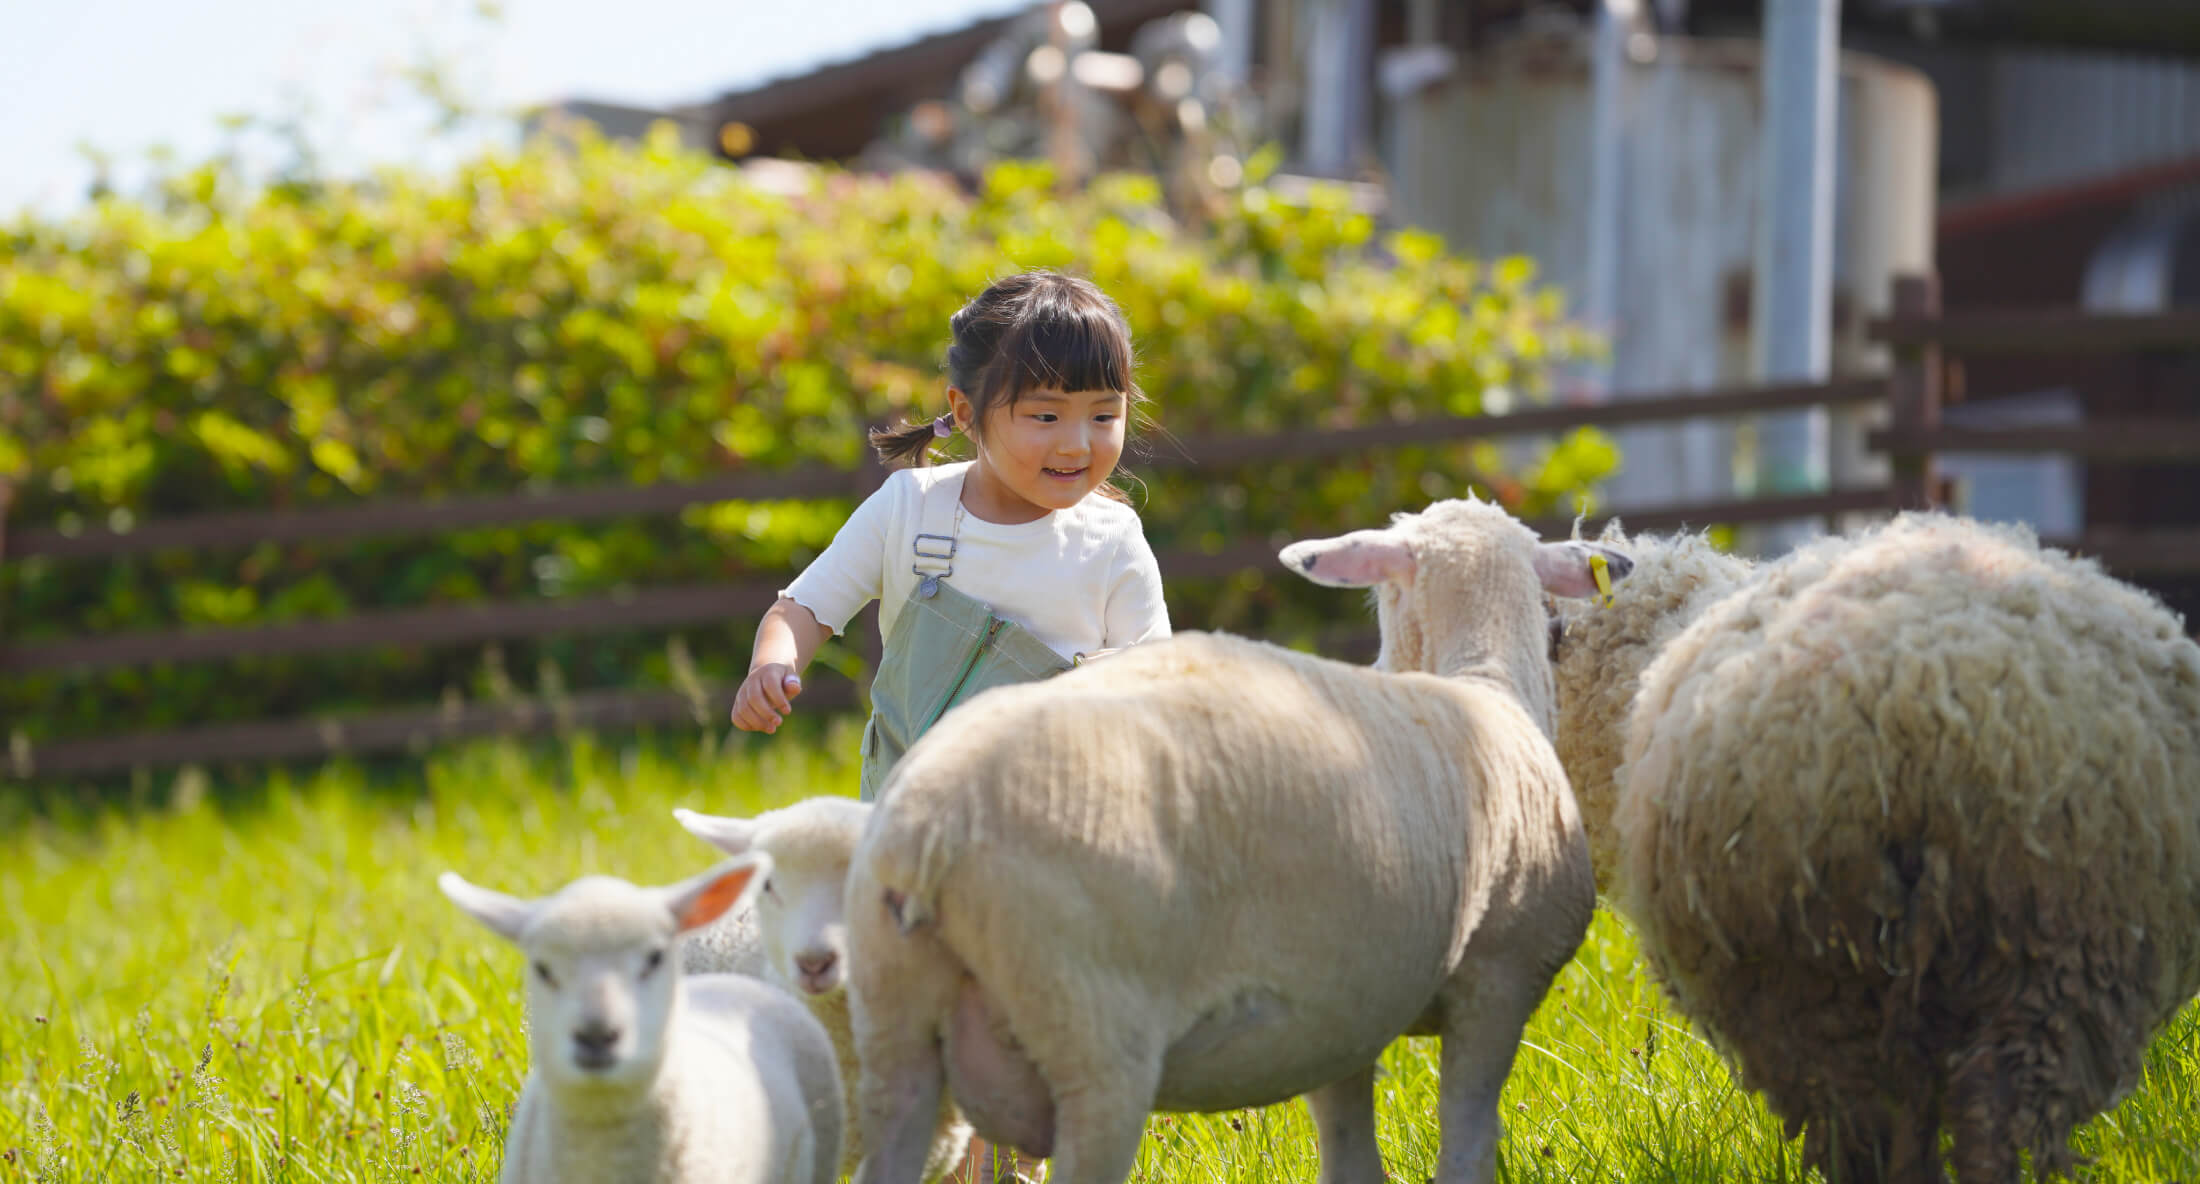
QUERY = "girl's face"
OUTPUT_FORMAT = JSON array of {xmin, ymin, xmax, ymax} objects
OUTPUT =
[{"xmin": 954, "ymin": 386, "xmax": 1127, "ymax": 523}]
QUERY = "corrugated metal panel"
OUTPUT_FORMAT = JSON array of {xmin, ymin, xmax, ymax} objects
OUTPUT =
[
  {"xmin": 1384, "ymin": 36, "xmax": 1936, "ymax": 514},
  {"xmin": 1990, "ymin": 48, "xmax": 2200, "ymax": 194}
]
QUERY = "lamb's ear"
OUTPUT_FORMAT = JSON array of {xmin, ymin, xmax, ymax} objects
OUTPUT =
[
  {"xmin": 1279, "ymin": 528, "xmax": 1416, "ymax": 588},
  {"xmin": 671, "ymin": 807, "xmax": 759, "ymax": 855},
  {"xmin": 438, "ymin": 872, "xmax": 539, "ymax": 943},
  {"xmin": 1533, "ymin": 540, "xmax": 1635, "ymax": 600},
  {"xmin": 661, "ymin": 854, "xmax": 771, "ymax": 933}
]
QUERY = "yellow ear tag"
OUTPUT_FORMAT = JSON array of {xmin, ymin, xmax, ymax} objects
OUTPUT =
[{"xmin": 1590, "ymin": 552, "xmax": 1615, "ymax": 606}]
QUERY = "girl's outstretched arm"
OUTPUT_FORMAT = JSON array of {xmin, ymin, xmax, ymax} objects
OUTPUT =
[{"xmin": 732, "ymin": 597, "xmax": 834, "ymax": 734}]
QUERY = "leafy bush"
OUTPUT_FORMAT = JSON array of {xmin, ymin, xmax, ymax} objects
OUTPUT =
[{"xmin": 0, "ymin": 126, "xmax": 1613, "ymax": 751}]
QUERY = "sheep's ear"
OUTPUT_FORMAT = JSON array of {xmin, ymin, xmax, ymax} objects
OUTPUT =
[
  {"xmin": 661, "ymin": 854, "xmax": 771, "ymax": 933},
  {"xmin": 438, "ymin": 872, "xmax": 538, "ymax": 943},
  {"xmin": 1278, "ymin": 528, "xmax": 1416, "ymax": 588},
  {"xmin": 1533, "ymin": 541, "xmax": 1635, "ymax": 600},
  {"xmin": 672, "ymin": 807, "xmax": 759, "ymax": 855}
]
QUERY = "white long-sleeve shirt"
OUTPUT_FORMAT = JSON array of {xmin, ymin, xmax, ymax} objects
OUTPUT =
[{"xmin": 779, "ymin": 461, "xmax": 1172, "ymax": 662}]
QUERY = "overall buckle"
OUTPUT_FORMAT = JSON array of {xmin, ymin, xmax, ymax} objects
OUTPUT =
[{"xmin": 913, "ymin": 533, "xmax": 957, "ymax": 598}]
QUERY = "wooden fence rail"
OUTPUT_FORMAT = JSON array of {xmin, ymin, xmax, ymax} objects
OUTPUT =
[
  {"xmin": 7, "ymin": 272, "xmax": 2199, "ymax": 779},
  {"xmin": 6, "ymin": 468, "xmax": 885, "ymax": 562},
  {"xmin": 9, "ymin": 375, "xmax": 1887, "ymax": 562},
  {"xmin": 1867, "ymin": 309, "xmax": 2200, "ymax": 352}
]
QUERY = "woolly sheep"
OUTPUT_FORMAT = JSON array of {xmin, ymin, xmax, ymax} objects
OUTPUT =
[
  {"xmin": 844, "ymin": 496, "xmax": 1619, "ymax": 1184},
  {"xmin": 673, "ymin": 799, "xmax": 975, "ymax": 1183},
  {"xmin": 439, "ymin": 856, "xmax": 845, "ymax": 1184},
  {"xmin": 1554, "ymin": 512, "xmax": 2200, "ymax": 1183},
  {"xmin": 1547, "ymin": 526, "xmax": 1753, "ymax": 883}
]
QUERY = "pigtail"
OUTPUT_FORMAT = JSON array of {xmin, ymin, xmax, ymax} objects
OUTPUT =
[{"xmin": 869, "ymin": 417, "xmax": 946, "ymax": 468}]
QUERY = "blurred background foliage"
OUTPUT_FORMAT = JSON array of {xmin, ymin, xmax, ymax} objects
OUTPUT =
[{"xmin": 0, "ymin": 122, "xmax": 1613, "ymax": 750}]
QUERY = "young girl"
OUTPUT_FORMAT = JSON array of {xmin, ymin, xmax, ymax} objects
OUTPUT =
[{"xmin": 731, "ymin": 270, "xmax": 1171, "ymax": 803}]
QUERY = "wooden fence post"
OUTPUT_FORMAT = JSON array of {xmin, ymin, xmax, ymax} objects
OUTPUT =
[
  {"xmin": 1887, "ymin": 272, "xmax": 1943, "ymax": 511},
  {"xmin": 0, "ymin": 477, "xmax": 11, "ymax": 634},
  {"xmin": 0, "ymin": 477, "xmax": 21, "ymax": 780}
]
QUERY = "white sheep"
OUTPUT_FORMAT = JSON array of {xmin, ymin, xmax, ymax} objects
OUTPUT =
[
  {"xmin": 1550, "ymin": 512, "xmax": 2200, "ymax": 1183},
  {"xmin": 843, "ymin": 496, "xmax": 1618, "ymax": 1184},
  {"xmin": 1546, "ymin": 525, "xmax": 1753, "ymax": 884},
  {"xmin": 439, "ymin": 855, "xmax": 845, "ymax": 1184},
  {"xmin": 672, "ymin": 798, "xmax": 975, "ymax": 1183}
]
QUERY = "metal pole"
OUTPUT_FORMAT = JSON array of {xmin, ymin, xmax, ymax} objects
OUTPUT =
[
  {"xmin": 1302, "ymin": 0, "xmax": 1375, "ymax": 176},
  {"xmin": 1203, "ymin": 0, "xmax": 1256, "ymax": 88},
  {"xmin": 1583, "ymin": 0, "xmax": 1638, "ymax": 402},
  {"xmin": 1750, "ymin": 0, "xmax": 1840, "ymax": 550}
]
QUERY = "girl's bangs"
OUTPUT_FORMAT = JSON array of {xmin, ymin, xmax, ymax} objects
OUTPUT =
[{"xmin": 987, "ymin": 306, "xmax": 1134, "ymax": 402}]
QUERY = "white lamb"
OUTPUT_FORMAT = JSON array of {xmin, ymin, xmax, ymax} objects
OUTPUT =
[
  {"xmin": 439, "ymin": 855, "xmax": 845, "ymax": 1184},
  {"xmin": 1548, "ymin": 513, "xmax": 2200, "ymax": 1183},
  {"xmin": 672, "ymin": 798, "xmax": 974, "ymax": 1183},
  {"xmin": 844, "ymin": 496, "xmax": 1621, "ymax": 1184}
]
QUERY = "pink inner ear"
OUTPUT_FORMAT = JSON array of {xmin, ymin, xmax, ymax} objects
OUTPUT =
[
  {"xmin": 678, "ymin": 865, "xmax": 760, "ymax": 931},
  {"xmin": 1532, "ymin": 544, "xmax": 1602, "ymax": 600},
  {"xmin": 1307, "ymin": 534, "xmax": 1415, "ymax": 586}
]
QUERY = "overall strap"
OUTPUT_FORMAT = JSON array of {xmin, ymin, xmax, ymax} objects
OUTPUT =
[{"xmin": 911, "ymin": 467, "xmax": 965, "ymax": 600}]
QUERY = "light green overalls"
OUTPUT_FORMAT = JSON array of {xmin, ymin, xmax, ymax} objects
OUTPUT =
[{"xmin": 857, "ymin": 468, "xmax": 1073, "ymax": 802}]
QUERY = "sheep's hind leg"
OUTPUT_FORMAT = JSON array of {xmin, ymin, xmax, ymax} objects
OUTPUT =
[
  {"xmin": 1946, "ymin": 1047, "xmax": 2022, "ymax": 1184},
  {"xmin": 847, "ymin": 927, "xmax": 965, "ymax": 1184},
  {"xmin": 1432, "ymin": 969, "xmax": 1545, "ymax": 1184},
  {"xmin": 1304, "ymin": 1062, "xmax": 1386, "ymax": 1184},
  {"xmin": 1799, "ymin": 1086, "xmax": 1956, "ymax": 1184},
  {"xmin": 851, "ymin": 1034, "xmax": 952, "ymax": 1184},
  {"xmin": 1030, "ymin": 1048, "xmax": 1162, "ymax": 1184},
  {"xmin": 1888, "ymin": 1089, "xmax": 1949, "ymax": 1184}
]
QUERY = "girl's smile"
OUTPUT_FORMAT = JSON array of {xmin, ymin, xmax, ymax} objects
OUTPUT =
[{"xmin": 954, "ymin": 386, "xmax": 1127, "ymax": 524}]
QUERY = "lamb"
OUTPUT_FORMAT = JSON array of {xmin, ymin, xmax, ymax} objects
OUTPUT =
[
  {"xmin": 672, "ymin": 798, "xmax": 975, "ymax": 1183},
  {"xmin": 1550, "ymin": 512, "xmax": 2200, "ymax": 1183},
  {"xmin": 843, "ymin": 496, "xmax": 1620, "ymax": 1184},
  {"xmin": 439, "ymin": 855, "xmax": 845, "ymax": 1184}
]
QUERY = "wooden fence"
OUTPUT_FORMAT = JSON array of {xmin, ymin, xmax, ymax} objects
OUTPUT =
[{"xmin": 6, "ymin": 273, "xmax": 2198, "ymax": 779}]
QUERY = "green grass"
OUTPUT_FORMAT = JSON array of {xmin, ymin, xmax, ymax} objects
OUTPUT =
[{"xmin": 3, "ymin": 728, "xmax": 2195, "ymax": 1182}]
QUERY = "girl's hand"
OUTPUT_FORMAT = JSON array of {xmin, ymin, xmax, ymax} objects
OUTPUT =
[{"xmin": 732, "ymin": 663, "xmax": 804, "ymax": 733}]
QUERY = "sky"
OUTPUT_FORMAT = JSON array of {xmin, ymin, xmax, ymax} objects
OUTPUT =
[{"xmin": 0, "ymin": 0, "xmax": 1027, "ymax": 218}]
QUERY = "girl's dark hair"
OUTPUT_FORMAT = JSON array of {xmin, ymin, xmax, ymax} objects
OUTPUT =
[{"xmin": 871, "ymin": 271, "xmax": 1144, "ymax": 473}]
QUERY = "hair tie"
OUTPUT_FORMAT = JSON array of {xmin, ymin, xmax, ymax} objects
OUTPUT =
[{"xmin": 932, "ymin": 413, "xmax": 954, "ymax": 438}]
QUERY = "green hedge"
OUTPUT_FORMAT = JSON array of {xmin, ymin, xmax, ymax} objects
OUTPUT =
[{"xmin": 0, "ymin": 126, "xmax": 1613, "ymax": 750}]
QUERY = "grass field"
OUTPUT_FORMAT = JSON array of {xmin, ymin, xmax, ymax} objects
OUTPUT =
[{"xmin": 4, "ymin": 727, "xmax": 2196, "ymax": 1182}]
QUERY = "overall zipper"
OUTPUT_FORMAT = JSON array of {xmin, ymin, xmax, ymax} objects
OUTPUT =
[{"xmin": 923, "ymin": 616, "xmax": 1005, "ymax": 733}]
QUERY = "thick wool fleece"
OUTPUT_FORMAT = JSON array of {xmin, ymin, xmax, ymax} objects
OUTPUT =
[
  {"xmin": 1616, "ymin": 513, "xmax": 2200, "ymax": 1184},
  {"xmin": 1548, "ymin": 525, "xmax": 1753, "ymax": 886}
]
